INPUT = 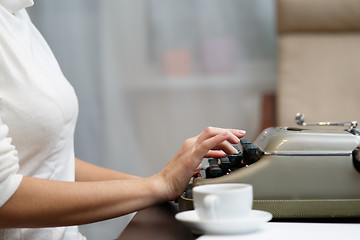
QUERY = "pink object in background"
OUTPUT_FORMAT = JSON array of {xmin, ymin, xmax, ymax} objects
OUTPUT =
[
  {"xmin": 162, "ymin": 48, "xmax": 192, "ymax": 76},
  {"xmin": 202, "ymin": 37, "xmax": 237, "ymax": 73}
]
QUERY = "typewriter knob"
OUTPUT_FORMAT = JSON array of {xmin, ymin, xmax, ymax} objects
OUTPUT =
[
  {"xmin": 295, "ymin": 113, "xmax": 305, "ymax": 125},
  {"xmin": 352, "ymin": 148, "xmax": 360, "ymax": 173}
]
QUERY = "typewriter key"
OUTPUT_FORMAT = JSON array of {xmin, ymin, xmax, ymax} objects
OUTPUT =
[{"xmin": 206, "ymin": 158, "xmax": 223, "ymax": 178}]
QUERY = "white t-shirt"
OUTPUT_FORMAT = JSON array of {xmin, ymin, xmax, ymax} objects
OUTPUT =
[{"xmin": 0, "ymin": 0, "xmax": 85, "ymax": 239}]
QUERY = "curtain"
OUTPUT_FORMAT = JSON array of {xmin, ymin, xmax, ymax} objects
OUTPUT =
[{"xmin": 28, "ymin": 0, "xmax": 276, "ymax": 239}]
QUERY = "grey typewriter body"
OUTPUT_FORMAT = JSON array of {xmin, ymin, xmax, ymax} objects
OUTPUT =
[{"xmin": 179, "ymin": 114, "xmax": 360, "ymax": 219}]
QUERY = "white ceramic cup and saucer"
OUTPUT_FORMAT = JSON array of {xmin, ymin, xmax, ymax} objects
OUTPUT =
[{"xmin": 175, "ymin": 183, "xmax": 272, "ymax": 235}]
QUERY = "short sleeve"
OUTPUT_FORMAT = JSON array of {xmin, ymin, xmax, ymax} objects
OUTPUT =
[{"xmin": 0, "ymin": 123, "xmax": 23, "ymax": 207}]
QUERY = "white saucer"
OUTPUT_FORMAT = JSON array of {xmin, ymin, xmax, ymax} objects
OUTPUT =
[{"xmin": 175, "ymin": 209, "xmax": 272, "ymax": 235}]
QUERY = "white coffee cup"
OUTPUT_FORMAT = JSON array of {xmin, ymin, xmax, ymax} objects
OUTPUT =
[{"xmin": 192, "ymin": 183, "xmax": 253, "ymax": 221}]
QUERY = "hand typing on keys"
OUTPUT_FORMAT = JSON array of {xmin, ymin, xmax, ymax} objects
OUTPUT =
[{"xmin": 152, "ymin": 127, "xmax": 246, "ymax": 201}]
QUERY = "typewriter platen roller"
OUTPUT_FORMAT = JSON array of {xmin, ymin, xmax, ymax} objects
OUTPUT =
[{"xmin": 179, "ymin": 113, "xmax": 360, "ymax": 219}]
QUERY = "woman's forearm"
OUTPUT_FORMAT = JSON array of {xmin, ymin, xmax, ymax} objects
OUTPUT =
[
  {"xmin": 75, "ymin": 158, "xmax": 140, "ymax": 181},
  {"xmin": 0, "ymin": 175, "xmax": 163, "ymax": 228}
]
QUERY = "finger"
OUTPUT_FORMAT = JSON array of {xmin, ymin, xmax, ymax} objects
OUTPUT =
[
  {"xmin": 192, "ymin": 163, "xmax": 202, "ymax": 175},
  {"xmin": 196, "ymin": 127, "xmax": 245, "ymax": 145},
  {"xmin": 193, "ymin": 131, "xmax": 231, "ymax": 159},
  {"xmin": 204, "ymin": 141, "xmax": 239, "ymax": 158},
  {"xmin": 214, "ymin": 141, "xmax": 240, "ymax": 155},
  {"xmin": 230, "ymin": 129, "xmax": 246, "ymax": 140},
  {"xmin": 224, "ymin": 129, "xmax": 246, "ymax": 144},
  {"xmin": 204, "ymin": 150, "xmax": 227, "ymax": 158},
  {"xmin": 195, "ymin": 127, "xmax": 222, "ymax": 144}
]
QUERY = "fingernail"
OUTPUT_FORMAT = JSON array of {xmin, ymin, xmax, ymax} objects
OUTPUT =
[{"xmin": 239, "ymin": 130, "xmax": 246, "ymax": 135}]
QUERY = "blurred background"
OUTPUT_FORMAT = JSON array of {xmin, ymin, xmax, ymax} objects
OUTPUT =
[{"xmin": 28, "ymin": 0, "xmax": 276, "ymax": 239}]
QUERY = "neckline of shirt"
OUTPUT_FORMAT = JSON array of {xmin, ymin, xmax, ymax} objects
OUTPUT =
[{"xmin": 0, "ymin": 0, "xmax": 34, "ymax": 14}]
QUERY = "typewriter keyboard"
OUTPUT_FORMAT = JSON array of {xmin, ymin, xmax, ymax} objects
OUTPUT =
[
  {"xmin": 205, "ymin": 139, "xmax": 263, "ymax": 178},
  {"xmin": 182, "ymin": 139, "xmax": 263, "ymax": 199}
]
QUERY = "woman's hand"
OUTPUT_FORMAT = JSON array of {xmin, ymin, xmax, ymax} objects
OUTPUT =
[{"xmin": 153, "ymin": 127, "xmax": 246, "ymax": 201}]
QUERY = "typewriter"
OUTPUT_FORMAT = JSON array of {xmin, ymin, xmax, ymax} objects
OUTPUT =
[{"xmin": 179, "ymin": 113, "xmax": 360, "ymax": 219}]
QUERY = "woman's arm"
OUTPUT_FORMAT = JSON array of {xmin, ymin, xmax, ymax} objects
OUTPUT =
[
  {"xmin": 0, "ymin": 127, "xmax": 245, "ymax": 228},
  {"xmin": 75, "ymin": 158, "xmax": 140, "ymax": 181},
  {"xmin": 0, "ymin": 176, "xmax": 160, "ymax": 228}
]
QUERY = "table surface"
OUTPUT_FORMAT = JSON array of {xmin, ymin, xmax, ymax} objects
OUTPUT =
[
  {"xmin": 117, "ymin": 202, "xmax": 360, "ymax": 240},
  {"xmin": 117, "ymin": 202, "xmax": 197, "ymax": 240}
]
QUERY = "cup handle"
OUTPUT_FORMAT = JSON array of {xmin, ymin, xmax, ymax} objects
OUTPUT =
[{"xmin": 203, "ymin": 194, "xmax": 219, "ymax": 220}]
